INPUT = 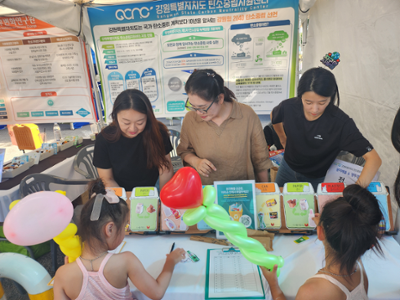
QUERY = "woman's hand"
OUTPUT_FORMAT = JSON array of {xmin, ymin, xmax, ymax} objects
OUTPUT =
[
  {"xmin": 166, "ymin": 248, "xmax": 186, "ymax": 265},
  {"xmin": 195, "ymin": 158, "xmax": 217, "ymax": 177}
]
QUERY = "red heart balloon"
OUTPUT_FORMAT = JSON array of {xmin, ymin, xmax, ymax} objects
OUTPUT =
[{"xmin": 160, "ymin": 167, "xmax": 203, "ymax": 209}]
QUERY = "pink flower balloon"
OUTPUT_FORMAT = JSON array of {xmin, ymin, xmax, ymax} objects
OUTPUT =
[{"xmin": 4, "ymin": 191, "xmax": 73, "ymax": 246}]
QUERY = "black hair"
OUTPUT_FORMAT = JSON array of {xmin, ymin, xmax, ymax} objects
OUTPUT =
[
  {"xmin": 101, "ymin": 89, "xmax": 170, "ymax": 171},
  {"xmin": 78, "ymin": 179, "xmax": 129, "ymax": 252},
  {"xmin": 391, "ymin": 107, "xmax": 400, "ymax": 205},
  {"xmin": 185, "ymin": 69, "xmax": 236, "ymax": 103},
  {"xmin": 298, "ymin": 67, "xmax": 340, "ymax": 107},
  {"xmin": 320, "ymin": 184, "xmax": 383, "ymax": 275}
]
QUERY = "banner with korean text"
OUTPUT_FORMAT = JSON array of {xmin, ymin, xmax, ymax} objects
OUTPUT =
[
  {"xmin": 0, "ymin": 15, "xmax": 95, "ymax": 124},
  {"xmin": 87, "ymin": 0, "xmax": 298, "ymax": 119}
]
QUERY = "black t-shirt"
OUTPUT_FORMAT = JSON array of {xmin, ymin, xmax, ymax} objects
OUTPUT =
[
  {"xmin": 93, "ymin": 124, "xmax": 173, "ymax": 191},
  {"xmin": 271, "ymin": 98, "xmax": 373, "ymax": 178}
]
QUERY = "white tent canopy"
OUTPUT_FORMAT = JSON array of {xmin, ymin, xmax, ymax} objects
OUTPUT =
[{"xmin": 0, "ymin": 0, "xmax": 317, "ymax": 43}]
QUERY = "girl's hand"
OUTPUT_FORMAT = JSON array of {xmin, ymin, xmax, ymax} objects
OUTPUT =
[
  {"xmin": 195, "ymin": 159, "xmax": 217, "ymax": 177},
  {"xmin": 260, "ymin": 264, "xmax": 279, "ymax": 285},
  {"xmin": 312, "ymin": 213, "xmax": 320, "ymax": 226},
  {"xmin": 166, "ymin": 248, "xmax": 186, "ymax": 265}
]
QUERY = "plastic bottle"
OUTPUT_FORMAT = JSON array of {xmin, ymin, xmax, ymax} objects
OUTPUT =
[{"xmin": 53, "ymin": 123, "xmax": 62, "ymax": 142}]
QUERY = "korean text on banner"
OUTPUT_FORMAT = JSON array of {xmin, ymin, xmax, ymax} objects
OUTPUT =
[
  {"xmin": 0, "ymin": 16, "xmax": 95, "ymax": 124},
  {"xmin": 87, "ymin": 0, "xmax": 299, "ymax": 120}
]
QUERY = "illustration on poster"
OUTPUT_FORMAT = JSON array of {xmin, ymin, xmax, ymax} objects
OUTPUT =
[
  {"xmin": 231, "ymin": 34, "xmax": 252, "ymax": 59},
  {"xmin": 266, "ymin": 30, "xmax": 289, "ymax": 57}
]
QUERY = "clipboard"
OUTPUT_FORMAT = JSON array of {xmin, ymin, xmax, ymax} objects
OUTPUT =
[{"xmin": 205, "ymin": 247, "xmax": 265, "ymax": 300}]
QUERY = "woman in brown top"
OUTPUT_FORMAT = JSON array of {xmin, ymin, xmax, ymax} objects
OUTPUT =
[{"xmin": 177, "ymin": 69, "xmax": 273, "ymax": 185}]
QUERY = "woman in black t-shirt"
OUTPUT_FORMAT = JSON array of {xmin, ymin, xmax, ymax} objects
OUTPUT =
[
  {"xmin": 271, "ymin": 68, "xmax": 381, "ymax": 190},
  {"xmin": 93, "ymin": 89, "xmax": 173, "ymax": 192}
]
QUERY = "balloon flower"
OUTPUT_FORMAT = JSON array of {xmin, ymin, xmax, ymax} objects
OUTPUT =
[
  {"xmin": 161, "ymin": 167, "xmax": 284, "ymax": 275},
  {"xmin": 4, "ymin": 191, "xmax": 82, "ymax": 262}
]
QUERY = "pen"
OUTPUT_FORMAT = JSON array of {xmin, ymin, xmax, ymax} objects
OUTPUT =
[{"xmin": 170, "ymin": 242, "xmax": 175, "ymax": 253}]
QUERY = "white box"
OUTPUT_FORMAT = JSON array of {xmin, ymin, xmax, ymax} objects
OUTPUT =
[{"xmin": 2, "ymin": 158, "xmax": 34, "ymax": 178}]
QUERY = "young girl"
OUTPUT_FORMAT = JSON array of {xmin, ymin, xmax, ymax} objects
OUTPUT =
[
  {"xmin": 262, "ymin": 184, "xmax": 383, "ymax": 300},
  {"xmin": 53, "ymin": 179, "xmax": 186, "ymax": 300},
  {"xmin": 93, "ymin": 89, "xmax": 174, "ymax": 191},
  {"xmin": 271, "ymin": 67, "xmax": 381, "ymax": 190}
]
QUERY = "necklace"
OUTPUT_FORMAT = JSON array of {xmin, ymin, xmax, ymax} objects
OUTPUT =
[
  {"xmin": 80, "ymin": 251, "xmax": 108, "ymax": 271},
  {"xmin": 319, "ymin": 265, "xmax": 357, "ymax": 277}
]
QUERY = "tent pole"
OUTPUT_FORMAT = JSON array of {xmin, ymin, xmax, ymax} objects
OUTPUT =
[{"xmin": 85, "ymin": 41, "xmax": 105, "ymax": 129}]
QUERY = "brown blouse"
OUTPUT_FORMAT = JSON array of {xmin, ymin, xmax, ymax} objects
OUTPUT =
[{"xmin": 177, "ymin": 101, "xmax": 273, "ymax": 185}]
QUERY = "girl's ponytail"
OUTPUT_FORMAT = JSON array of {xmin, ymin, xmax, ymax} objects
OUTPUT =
[{"xmin": 320, "ymin": 184, "xmax": 383, "ymax": 275}]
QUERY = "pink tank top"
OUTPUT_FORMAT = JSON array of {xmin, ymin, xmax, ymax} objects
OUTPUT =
[{"xmin": 75, "ymin": 252, "xmax": 133, "ymax": 300}]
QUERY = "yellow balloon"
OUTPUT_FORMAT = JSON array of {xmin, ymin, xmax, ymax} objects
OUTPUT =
[
  {"xmin": 9, "ymin": 200, "xmax": 20, "ymax": 210},
  {"xmin": 54, "ymin": 223, "xmax": 82, "ymax": 262},
  {"xmin": 55, "ymin": 190, "xmax": 66, "ymax": 196},
  {"xmin": 60, "ymin": 236, "xmax": 80, "ymax": 249},
  {"xmin": 55, "ymin": 223, "xmax": 77, "ymax": 240},
  {"xmin": 68, "ymin": 255, "xmax": 79, "ymax": 263}
]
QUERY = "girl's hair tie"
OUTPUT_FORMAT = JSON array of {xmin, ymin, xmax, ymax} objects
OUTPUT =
[{"xmin": 90, "ymin": 189, "xmax": 119, "ymax": 221}]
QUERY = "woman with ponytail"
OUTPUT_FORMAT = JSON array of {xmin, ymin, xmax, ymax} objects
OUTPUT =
[
  {"xmin": 271, "ymin": 67, "xmax": 381, "ymax": 190},
  {"xmin": 177, "ymin": 69, "xmax": 273, "ymax": 184},
  {"xmin": 262, "ymin": 184, "xmax": 383, "ymax": 300},
  {"xmin": 93, "ymin": 89, "xmax": 173, "ymax": 191}
]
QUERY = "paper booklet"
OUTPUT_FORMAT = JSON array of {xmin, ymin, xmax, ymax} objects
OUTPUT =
[
  {"xmin": 205, "ymin": 248, "xmax": 265, "ymax": 300},
  {"xmin": 214, "ymin": 180, "xmax": 257, "ymax": 239}
]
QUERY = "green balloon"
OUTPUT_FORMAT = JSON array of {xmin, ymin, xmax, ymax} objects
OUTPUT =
[
  {"xmin": 202, "ymin": 186, "xmax": 216, "ymax": 207},
  {"xmin": 184, "ymin": 186, "xmax": 284, "ymax": 275},
  {"xmin": 182, "ymin": 206, "xmax": 206, "ymax": 226}
]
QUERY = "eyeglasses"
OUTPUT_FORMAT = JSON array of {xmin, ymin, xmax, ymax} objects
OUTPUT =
[{"xmin": 185, "ymin": 97, "xmax": 217, "ymax": 114}]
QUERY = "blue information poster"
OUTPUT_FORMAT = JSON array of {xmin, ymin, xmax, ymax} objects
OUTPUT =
[
  {"xmin": 214, "ymin": 180, "xmax": 256, "ymax": 239},
  {"xmin": 87, "ymin": 0, "xmax": 299, "ymax": 119}
]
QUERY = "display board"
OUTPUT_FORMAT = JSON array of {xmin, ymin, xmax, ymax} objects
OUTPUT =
[
  {"xmin": 0, "ymin": 15, "xmax": 96, "ymax": 124},
  {"xmin": 87, "ymin": 0, "xmax": 299, "ymax": 119}
]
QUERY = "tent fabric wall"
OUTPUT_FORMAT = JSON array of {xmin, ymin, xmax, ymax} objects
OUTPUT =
[
  {"xmin": 302, "ymin": 0, "xmax": 400, "ymax": 241},
  {"xmin": 0, "ymin": 0, "xmax": 82, "ymax": 36}
]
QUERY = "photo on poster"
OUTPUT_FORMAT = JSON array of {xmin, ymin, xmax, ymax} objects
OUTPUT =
[
  {"xmin": 255, "ymin": 183, "xmax": 281, "ymax": 229},
  {"xmin": 283, "ymin": 182, "xmax": 316, "ymax": 229}
]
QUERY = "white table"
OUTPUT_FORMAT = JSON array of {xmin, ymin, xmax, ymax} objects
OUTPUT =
[
  {"xmin": 0, "ymin": 156, "xmax": 87, "ymax": 222},
  {"xmin": 122, "ymin": 234, "xmax": 400, "ymax": 300}
]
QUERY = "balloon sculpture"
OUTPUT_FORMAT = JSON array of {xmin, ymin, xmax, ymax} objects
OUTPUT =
[
  {"xmin": 54, "ymin": 223, "xmax": 81, "ymax": 263},
  {"xmin": 161, "ymin": 167, "xmax": 284, "ymax": 275},
  {"xmin": 4, "ymin": 191, "xmax": 82, "ymax": 263}
]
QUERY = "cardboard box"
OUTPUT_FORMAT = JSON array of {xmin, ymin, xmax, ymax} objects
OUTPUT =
[{"xmin": 130, "ymin": 187, "xmax": 159, "ymax": 232}]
